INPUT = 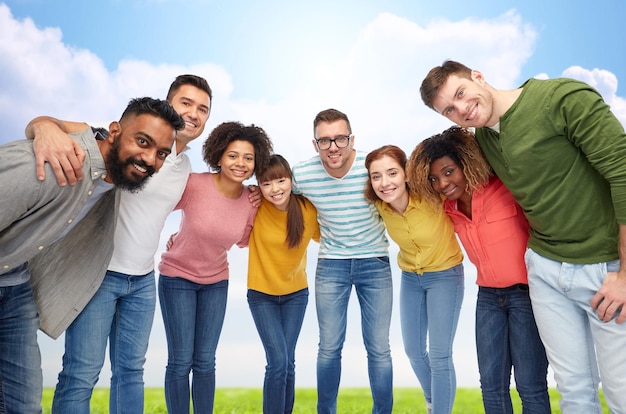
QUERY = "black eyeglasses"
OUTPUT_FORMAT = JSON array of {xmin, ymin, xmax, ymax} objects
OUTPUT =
[{"xmin": 315, "ymin": 135, "xmax": 351, "ymax": 150}]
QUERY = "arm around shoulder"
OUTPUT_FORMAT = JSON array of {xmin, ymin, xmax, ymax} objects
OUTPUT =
[{"xmin": 25, "ymin": 116, "xmax": 90, "ymax": 186}]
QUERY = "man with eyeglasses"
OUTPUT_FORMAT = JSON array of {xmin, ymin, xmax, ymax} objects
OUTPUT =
[{"xmin": 292, "ymin": 108, "xmax": 393, "ymax": 414}]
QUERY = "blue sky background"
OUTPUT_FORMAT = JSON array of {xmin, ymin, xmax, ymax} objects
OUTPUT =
[{"xmin": 2, "ymin": 0, "xmax": 626, "ymax": 392}]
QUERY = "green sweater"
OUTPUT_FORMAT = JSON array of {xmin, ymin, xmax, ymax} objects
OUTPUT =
[{"xmin": 476, "ymin": 78, "xmax": 626, "ymax": 264}]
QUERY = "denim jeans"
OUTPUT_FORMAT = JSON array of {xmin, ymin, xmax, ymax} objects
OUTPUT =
[
  {"xmin": 315, "ymin": 257, "xmax": 393, "ymax": 414},
  {"xmin": 525, "ymin": 249, "xmax": 626, "ymax": 414},
  {"xmin": 0, "ymin": 280, "xmax": 42, "ymax": 414},
  {"xmin": 52, "ymin": 270, "xmax": 156, "ymax": 414},
  {"xmin": 247, "ymin": 288, "xmax": 308, "ymax": 414},
  {"xmin": 0, "ymin": 372, "xmax": 5, "ymax": 414},
  {"xmin": 158, "ymin": 276, "xmax": 228, "ymax": 414},
  {"xmin": 400, "ymin": 265, "xmax": 464, "ymax": 414},
  {"xmin": 475, "ymin": 284, "xmax": 550, "ymax": 414}
]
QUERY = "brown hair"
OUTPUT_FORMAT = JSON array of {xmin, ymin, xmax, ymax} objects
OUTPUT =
[
  {"xmin": 256, "ymin": 154, "xmax": 309, "ymax": 249},
  {"xmin": 420, "ymin": 60, "xmax": 472, "ymax": 110},
  {"xmin": 313, "ymin": 108, "xmax": 352, "ymax": 136},
  {"xmin": 166, "ymin": 74, "xmax": 213, "ymax": 103},
  {"xmin": 364, "ymin": 145, "xmax": 412, "ymax": 203},
  {"xmin": 407, "ymin": 126, "xmax": 492, "ymax": 211}
]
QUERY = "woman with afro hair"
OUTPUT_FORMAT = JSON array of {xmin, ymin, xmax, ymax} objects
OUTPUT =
[{"xmin": 158, "ymin": 121, "xmax": 272, "ymax": 414}]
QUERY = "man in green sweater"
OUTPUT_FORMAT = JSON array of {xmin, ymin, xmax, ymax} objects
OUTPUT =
[{"xmin": 419, "ymin": 60, "xmax": 626, "ymax": 414}]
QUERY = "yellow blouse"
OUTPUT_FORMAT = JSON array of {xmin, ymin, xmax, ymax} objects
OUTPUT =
[{"xmin": 375, "ymin": 196, "xmax": 462, "ymax": 274}]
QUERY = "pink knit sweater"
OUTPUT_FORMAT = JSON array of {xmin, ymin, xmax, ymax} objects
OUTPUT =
[{"xmin": 158, "ymin": 172, "xmax": 257, "ymax": 284}]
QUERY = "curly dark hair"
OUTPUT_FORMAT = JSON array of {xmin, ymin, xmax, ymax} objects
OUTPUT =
[
  {"xmin": 202, "ymin": 121, "xmax": 273, "ymax": 177},
  {"xmin": 407, "ymin": 126, "xmax": 492, "ymax": 211}
]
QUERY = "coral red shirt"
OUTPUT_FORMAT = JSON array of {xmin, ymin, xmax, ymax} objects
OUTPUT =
[{"xmin": 444, "ymin": 176, "xmax": 530, "ymax": 288}]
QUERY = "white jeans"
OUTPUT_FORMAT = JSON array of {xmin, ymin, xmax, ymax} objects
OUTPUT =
[{"xmin": 525, "ymin": 248, "xmax": 626, "ymax": 414}]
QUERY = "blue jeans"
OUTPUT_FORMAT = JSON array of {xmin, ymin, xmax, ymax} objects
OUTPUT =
[
  {"xmin": 475, "ymin": 284, "xmax": 550, "ymax": 414},
  {"xmin": 400, "ymin": 265, "xmax": 464, "ymax": 414},
  {"xmin": 158, "ymin": 276, "xmax": 228, "ymax": 414},
  {"xmin": 525, "ymin": 249, "xmax": 626, "ymax": 414},
  {"xmin": 0, "ymin": 280, "xmax": 42, "ymax": 414},
  {"xmin": 52, "ymin": 270, "xmax": 156, "ymax": 414},
  {"xmin": 247, "ymin": 288, "xmax": 308, "ymax": 414},
  {"xmin": 315, "ymin": 257, "xmax": 393, "ymax": 414}
]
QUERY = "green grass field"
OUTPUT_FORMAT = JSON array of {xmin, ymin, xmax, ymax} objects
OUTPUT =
[{"xmin": 41, "ymin": 387, "xmax": 609, "ymax": 413}]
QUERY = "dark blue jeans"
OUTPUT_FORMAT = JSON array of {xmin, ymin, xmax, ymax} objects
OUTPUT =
[
  {"xmin": 475, "ymin": 284, "xmax": 550, "ymax": 414},
  {"xmin": 158, "ymin": 276, "xmax": 228, "ymax": 414},
  {"xmin": 0, "ymin": 280, "xmax": 42, "ymax": 414},
  {"xmin": 247, "ymin": 288, "xmax": 308, "ymax": 414}
]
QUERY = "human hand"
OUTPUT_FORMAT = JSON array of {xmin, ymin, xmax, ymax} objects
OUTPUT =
[
  {"xmin": 166, "ymin": 233, "xmax": 178, "ymax": 250},
  {"xmin": 32, "ymin": 124, "xmax": 86, "ymax": 186},
  {"xmin": 248, "ymin": 184, "xmax": 262, "ymax": 207},
  {"xmin": 591, "ymin": 269, "xmax": 626, "ymax": 324}
]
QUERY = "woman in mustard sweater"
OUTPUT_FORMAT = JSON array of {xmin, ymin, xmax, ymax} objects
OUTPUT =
[
  {"xmin": 247, "ymin": 154, "xmax": 320, "ymax": 414},
  {"xmin": 365, "ymin": 145, "xmax": 464, "ymax": 414}
]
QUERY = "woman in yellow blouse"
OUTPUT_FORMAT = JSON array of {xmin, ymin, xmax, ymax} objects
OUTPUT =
[
  {"xmin": 365, "ymin": 145, "xmax": 464, "ymax": 414},
  {"xmin": 247, "ymin": 154, "xmax": 320, "ymax": 414}
]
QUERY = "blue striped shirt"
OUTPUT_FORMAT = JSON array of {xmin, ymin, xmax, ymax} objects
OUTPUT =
[{"xmin": 292, "ymin": 151, "xmax": 388, "ymax": 259}]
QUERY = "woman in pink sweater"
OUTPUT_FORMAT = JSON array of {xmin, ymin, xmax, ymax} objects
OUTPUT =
[
  {"xmin": 407, "ymin": 126, "xmax": 550, "ymax": 414},
  {"xmin": 158, "ymin": 121, "xmax": 273, "ymax": 414}
]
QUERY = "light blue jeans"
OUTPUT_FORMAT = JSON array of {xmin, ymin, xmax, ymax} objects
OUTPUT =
[
  {"xmin": 0, "ymin": 278, "xmax": 42, "ymax": 414},
  {"xmin": 400, "ymin": 265, "xmax": 464, "ymax": 414},
  {"xmin": 158, "ymin": 276, "xmax": 228, "ymax": 414},
  {"xmin": 52, "ymin": 270, "xmax": 156, "ymax": 414},
  {"xmin": 315, "ymin": 257, "xmax": 393, "ymax": 414},
  {"xmin": 247, "ymin": 288, "xmax": 308, "ymax": 414},
  {"xmin": 525, "ymin": 248, "xmax": 626, "ymax": 414}
]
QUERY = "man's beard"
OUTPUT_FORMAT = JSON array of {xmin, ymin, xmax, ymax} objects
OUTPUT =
[{"xmin": 106, "ymin": 139, "xmax": 156, "ymax": 193}]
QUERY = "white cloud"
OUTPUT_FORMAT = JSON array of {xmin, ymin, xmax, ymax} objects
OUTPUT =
[{"xmin": 0, "ymin": 4, "xmax": 231, "ymax": 141}]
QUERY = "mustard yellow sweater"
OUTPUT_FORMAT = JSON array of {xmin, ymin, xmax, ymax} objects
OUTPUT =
[{"xmin": 247, "ymin": 197, "xmax": 320, "ymax": 295}]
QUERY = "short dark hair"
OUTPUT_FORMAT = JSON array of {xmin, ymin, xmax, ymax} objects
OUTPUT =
[
  {"xmin": 313, "ymin": 108, "xmax": 352, "ymax": 136},
  {"xmin": 120, "ymin": 97, "xmax": 185, "ymax": 131},
  {"xmin": 202, "ymin": 121, "xmax": 273, "ymax": 177},
  {"xmin": 420, "ymin": 60, "xmax": 472, "ymax": 109},
  {"xmin": 166, "ymin": 74, "xmax": 213, "ymax": 102}
]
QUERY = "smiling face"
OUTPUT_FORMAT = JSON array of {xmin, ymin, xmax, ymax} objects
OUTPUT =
[
  {"xmin": 428, "ymin": 155, "xmax": 471, "ymax": 205},
  {"xmin": 218, "ymin": 140, "xmax": 255, "ymax": 183},
  {"xmin": 431, "ymin": 71, "xmax": 497, "ymax": 128},
  {"xmin": 313, "ymin": 119, "xmax": 355, "ymax": 178},
  {"xmin": 105, "ymin": 113, "xmax": 175, "ymax": 192},
  {"xmin": 260, "ymin": 176, "xmax": 292, "ymax": 211},
  {"xmin": 168, "ymin": 84, "xmax": 211, "ymax": 146},
  {"xmin": 368, "ymin": 155, "xmax": 409, "ymax": 211}
]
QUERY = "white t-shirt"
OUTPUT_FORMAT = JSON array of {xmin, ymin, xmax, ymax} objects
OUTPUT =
[{"xmin": 107, "ymin": 141, "xmax": 192, "ymax": 275}]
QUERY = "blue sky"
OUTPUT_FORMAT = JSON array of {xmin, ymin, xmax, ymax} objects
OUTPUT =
[{"xmin": 2, "ymin": 0, "xmax": 626, "ymax": 391}]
